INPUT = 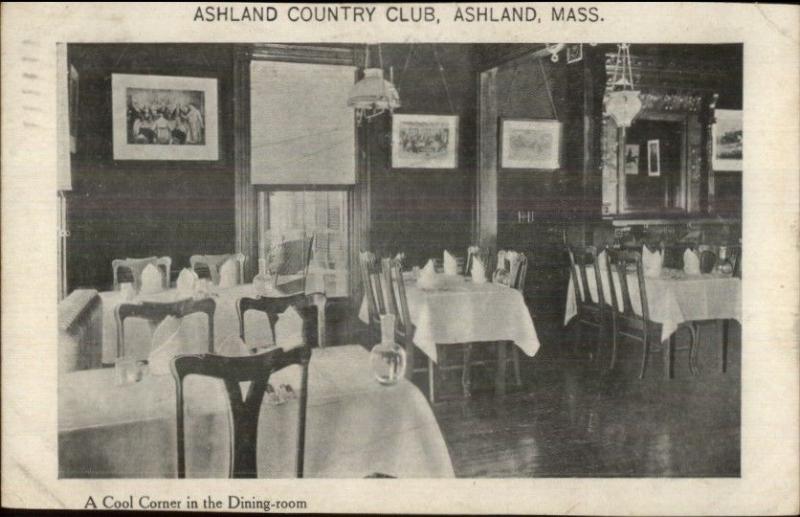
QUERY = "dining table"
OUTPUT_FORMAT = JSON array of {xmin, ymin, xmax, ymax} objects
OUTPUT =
[
  {"xmin": 564, "ymin": 266, "xmax": 742, "ymax": 343},
  {"xmin": 358, "ymin": 275, "xmax": 541, "ymax": 397},
  {"xmin": 359, "ymin": 275, "xmax": 541, "ymax": 361},
  {"xmin": 59, "ymin": 345, "xmax": 455, "ymax": 478}
]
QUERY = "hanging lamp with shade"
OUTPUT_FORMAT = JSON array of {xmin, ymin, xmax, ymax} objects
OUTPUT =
[
  {"xmin": 604, "ymin": 43, "xmax": 642, "ymax": 128},
  {"xmin": 347, "ymin": 44, "xmax": 401, "ymax": 124}
]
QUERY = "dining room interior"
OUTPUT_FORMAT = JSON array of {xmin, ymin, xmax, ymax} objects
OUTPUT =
[{"xmin": 57, "ymin": 42, "xmax": 742, "ymax": 479}]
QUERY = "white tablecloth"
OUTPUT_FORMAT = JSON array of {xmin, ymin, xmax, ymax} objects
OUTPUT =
[
  {"xmin": 59, "ymin": 345, "xmax": 455, "ymax": 478},
  {"xmin": 564, "ymin": 267, "xmax": 742, "ymax": 342},
  {"xmin": 359, "ymin": 278, "xmax": 541, "ymax": 363}
]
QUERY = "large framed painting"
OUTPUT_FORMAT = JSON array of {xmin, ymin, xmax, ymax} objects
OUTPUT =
[
  {"xmin": 112, "ymin": 74, "xmax": 218, "ymax": 161},
  {"xmin": 711, "ymin": 109, "xmax": 742, "ymax": 171},
  {"xmin": 500, "ymin": 119, "xmax": 562, "ymax": 170},
  {"xmin": 392, "ymin": 114, "xmax": 458, "ymax": 169}
]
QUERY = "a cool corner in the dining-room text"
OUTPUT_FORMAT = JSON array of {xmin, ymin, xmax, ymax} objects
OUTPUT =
[
  {"xmin": 84, "ymin": 494, "xmax": 308, "ymax": 512},
  {"xmin": 192, "ymin": 4, "xmax": 604, "ymax": 24}
]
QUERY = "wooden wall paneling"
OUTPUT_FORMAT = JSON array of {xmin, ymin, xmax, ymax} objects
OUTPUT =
[
  {"xmin": 478, "ymin": 67, "xmax": 498, "ymax": 250},
  {"xmin": 234, "ymin": 46, "xmax": 256, "ymax": 281}
]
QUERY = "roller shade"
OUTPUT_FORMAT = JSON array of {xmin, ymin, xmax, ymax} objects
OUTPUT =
[{"xmin": 250, "ymin": 61, "xmax": 356, "ymax": 185}]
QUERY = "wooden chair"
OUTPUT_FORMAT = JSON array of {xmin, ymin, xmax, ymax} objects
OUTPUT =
[
  {"xmin": 236, "ymin": 292, "xmax": 325, "ymax": 349},
  {"xmin": 606, "ymin": 249, "xmax": 698, "ymax": 379},
  {"xmin": 359, "ymin": 251, "xmax": 385, "ymax": 345},
  {"xmin": 381, "ymin": 258, "xmax": 426, "ymax": 384},
  {"xmin": 190, "ymin": 253, "xmax": 245, "ymax": 285},
  {"xmin": 114, "ymin": 297, "xmax": 215, "ymax": 359},
  {"xmin": 112, "ymin": 256, "xmax": 171, "ymax": 291},
  {"xmin": 567, "ymin": 246, "xmax": 612, "ymax": 362},
  {"xmin": 171, "ymin": 344, "xmax": 311, "ymax": 478}
]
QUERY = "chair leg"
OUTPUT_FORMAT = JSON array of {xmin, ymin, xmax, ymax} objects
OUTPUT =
[
  {"xmin": 573, "ymin": 321, "xmax": 583, "ymax": 356},
  {"xmin": 495, "ymin": 342, "xmax": 508, "ymax": 397},
  {"xmin": 721, "ymin": 320, "xmax": 729, "ymax": 373},
  {"xmin": 462, "ymin": 344, "xmax": 473, "ymax": 399},
  {"xmin": 664, "ymin": 335, "xmax": 675, "ymax": 380},
  {"xmin": 639, "ymin": 332, "xmax": 650, "ymax": 380},
  {"xmin": 688, "ymin": 323, "xmax": 700, "ymax": 375},
  {"xmin": 427, "ymin": 357, "xmax": 436, "ymax": 403},
  {"xmin": 595, "ymin": 320, "xmax": 605, "ymax": 363},
  {"xmin": 510, "ymin": 345, "xmax": 521, "ymax": 387},
  {"xmin": 609, "ymin": 315, "xmax": 618, "ymax": 371}
]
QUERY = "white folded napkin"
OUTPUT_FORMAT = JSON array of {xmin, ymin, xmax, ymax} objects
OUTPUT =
[
  {"xmin": 217, "ymin": 258, "xmax": 238, "ymax": 288},
  {"xmin": 139, "ymin": 263, "xmax": 164, "ymax": 295},
  {"xmin": 147, "ymin": 316, "xmax": 187, "ymax": 375},
  {"xmin": 443, "ymin": 250, "xmax": 458, "ymax": 276},
  {"xmin": 216, "ymin": 335, "xmax": 252, "ymax": 357},
  {"xmin": 418, "ymin": 259, "xmax": 438, "ymax": 289},
  {"xmin": 596, "ymin": 249, "xmax": 609, "ymax": 269},
  {"xmin": 471, "ymin": 256, "xmax": 487, "ymax": 284},
  {"xmin": 642, "ymin": 246, "xmax": 664, "ymax": 278},
  {"xmin": 274, "ymin": 306, "xmax": 305, "ymax": 350},
  {"xmin": 683, "ymin": 248, "xmax": 701, "ymax": 275},
  {"xmin": 176, "ymin": 268, "xmax": 198, "ymax": 296}
]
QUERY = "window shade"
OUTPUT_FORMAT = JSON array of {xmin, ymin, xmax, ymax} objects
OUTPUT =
[{"xmin": 250, "ymin": 61, "xmax": 356, "ymax": 185}]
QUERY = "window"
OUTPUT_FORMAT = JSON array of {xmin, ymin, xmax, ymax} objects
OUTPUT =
[{"xmin": 258, "ymin": 190, "xmax": 350, "ymax": 298}]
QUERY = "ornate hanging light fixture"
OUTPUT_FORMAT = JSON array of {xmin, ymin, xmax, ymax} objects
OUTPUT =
[
  {"xmin": 347, "ymin": 44, "xmax": 401, "ymax": 125},
  {"xmin": 604, "ymin": 43, "xmax": 642, "ymax": 127}
]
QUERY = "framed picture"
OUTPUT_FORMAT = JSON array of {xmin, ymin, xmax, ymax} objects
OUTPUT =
[
  {"xmin": 392, "ymin": 114, "xmax": 458, "ymax": 168},
  {"xmin": 624, "ymin": 144, "xmax": 640, "ymax": 175},
  {"xmin": 112, "ymin": 74, "xmax": 218, "ymax": 161},
  {"xmin": 500, "ymin": 119, "xmax": 562, "ymax": 170},
  {"xmin": 566, "ymin": 44, "xmax": 583, "ymax": 64},
  {"xmin": 712, "ymin": 109, "xmax": 742, "ymax": 171},
  {"xmin": 647, "ymin": 139, "xmax": 661, "ymax": 176}
]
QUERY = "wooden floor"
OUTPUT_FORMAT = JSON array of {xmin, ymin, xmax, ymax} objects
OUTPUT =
[{"xmin": 427, "ymin": 317, "xmax": 741, "ymax": 477}]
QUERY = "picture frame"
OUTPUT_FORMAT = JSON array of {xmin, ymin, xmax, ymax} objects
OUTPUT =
[
  {"xmin": 624, "ymin": 144, "xmax": 640, "ymax": 175},
  {"xmin": 111, "ymin": 73, "xmax": 219, "ymax": 161},
  {"xmin": 391, "ymin": 114, "xmax": 458, "ymax": 169},
  {"xmin": 712, "ymin": 109, "xmax": 742, "ymax": 171},
  {"xmin": 500, "ymin": 119, "xmax": 562, "ymax": 170},
  {"xmin": 647, "ymin": 139, "xmax": 661, "ymax": 176},
  {"xmin": 566, "ymin": 44, "xmax": 583, "ymax": 64}
]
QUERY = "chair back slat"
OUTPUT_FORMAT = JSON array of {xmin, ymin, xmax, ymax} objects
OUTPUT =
[
  {"xmin": 172, "ymin": 345, "xmax": 310, "ymax": 478},
  {"xmin": 359, "ymin": 252, "xmax": 381, "ymax": 323},
  {"xmin": 611, "ymin": 250, "xmax": 649, "ymax": 320},
  {"xmin": 380, "ymin": 258, "xmax": 398, "ymax": 316},
  {"xmin": 568, "ymin": 246, "xmax": 605, "ymax": 314},
  {"xmin": 383, "ymin": 257, "xmax": 416, "ymax": 380},
  {"xmin": 115, "ymin": 297, "xmax": 216, "ymax": 359}
]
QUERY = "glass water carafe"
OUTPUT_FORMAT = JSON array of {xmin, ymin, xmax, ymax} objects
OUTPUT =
[
  {"xmin": 370, "ymin": 314, "xmax": 407, "ymax": 385},
  {"xmin": 253, "ymin": 258, "xmax": 272, "ymax": 296},
  {"xmin": 715, "ymin": 246, "xmax": 734, "ymax": 276}
]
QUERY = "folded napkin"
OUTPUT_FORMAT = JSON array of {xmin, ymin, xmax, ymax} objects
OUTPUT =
[
  {"xmin": 683, "ymin": 248, "xmax": 701, "ymax": 275},
  {"xmin": 642, "ymin": 246, "xmax": 663, "ymax": 278},
  {"xmin": 471, "ymin": 256, "xmax": 487, "ymax": 284},
  {"xmin": 274, "ymin": 306, "xmax": 305, "ymax": 351},
  {"xmin": 418, "ymin": 259, "xmax": 438, "ymax": 289},
  {"xmin": 596, "ymin": 249, "xmax": 609, "ymax": 269},
  {"xmin": 147, "ymin": 316, "xmax": 188, "ymax": 375},
  {"xmin": 139, "ymin": 263, "xmax": 164, "ymax": 295},
  {"xmin": 216, "ymin": 335, "xmax": 252, "ymax": 357},
  {"xmin": 176, "ymin": 268, "xmax": 198, "ymax": 296},
  {"xmin": 218, "ymin": 258, "xmax": 238, "ymax": 288},
  {"xmin": 443, "ymin": 250, "xmax": 459, "ymax": 276}
]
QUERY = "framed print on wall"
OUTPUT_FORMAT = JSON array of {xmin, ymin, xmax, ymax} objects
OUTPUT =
[
  {"xmin": 711, "ymin": 109, "xmax": 742, "ymax": 171},
  {"xmin": 647, "ymin": 139, "xmax": 661, "ymax": 176},
  {"xmin": 500, "ymin": 119, "xmax": 562, "ymax": 170},
  {"xmin": 112, "ymin": 74, "xmax": 219, "ymax": 161},
  {"xmin": 392, "ymin": 114, "xmax": 458, "ymax": 169}
]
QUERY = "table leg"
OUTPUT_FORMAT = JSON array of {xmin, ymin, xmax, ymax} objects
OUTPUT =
[
  {"xmin": 495, "ymin": 342, "xmax": 508, "ymax": 397},
  {"xmin": 462, "ymin": 344, "xmax": 473, "ymax": 399},
  {"xmin": 721, "ymin": 319, "xmax": 729, "ymax": 373},
  {"xmin": 664, "ymin": 335, "xmax": 674, "ymax": 379}
]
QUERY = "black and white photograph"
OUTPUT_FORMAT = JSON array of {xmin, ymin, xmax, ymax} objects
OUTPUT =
[
  {"xmin": 56, "ymin": 40, "xmax": 745, "ymax": 480},
  {"xmin": 111, "ymin": 73, "xmax": 219, "ymax": 160},
  {"xmin": 2, "ymin": 3, "xmax": 799, "ymax": 516}
]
